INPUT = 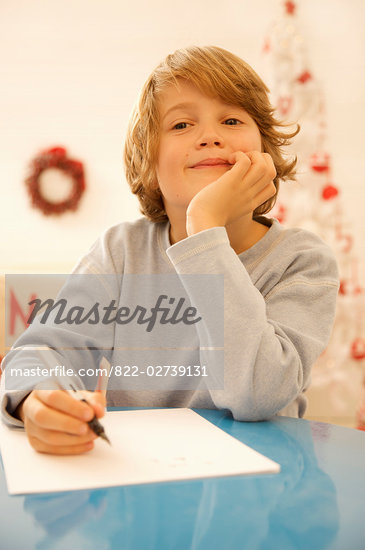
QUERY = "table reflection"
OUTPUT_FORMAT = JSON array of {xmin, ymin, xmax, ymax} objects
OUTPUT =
[{"xmin": 23, "ymin": 414, "xmax": 339, "ymax": 550}]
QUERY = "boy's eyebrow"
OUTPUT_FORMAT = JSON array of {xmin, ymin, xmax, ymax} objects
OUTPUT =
[{"xmin": 161, "ymin": 102, "xmax": 196, "ymax": 121}]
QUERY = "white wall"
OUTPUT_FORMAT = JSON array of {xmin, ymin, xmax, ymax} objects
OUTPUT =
[{"xmin": 1, "ymin": 0, "xmax": 364, "ymax": 278}]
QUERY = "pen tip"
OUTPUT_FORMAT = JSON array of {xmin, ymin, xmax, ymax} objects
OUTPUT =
[{"xmin": 100, "ymin": 432, "xmax": 111, "ymax": 445}]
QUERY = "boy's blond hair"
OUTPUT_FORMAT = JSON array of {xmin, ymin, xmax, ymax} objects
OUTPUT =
[{"xmin": 124, "ymin": 45, "xmax": 299, "ymax": 223}]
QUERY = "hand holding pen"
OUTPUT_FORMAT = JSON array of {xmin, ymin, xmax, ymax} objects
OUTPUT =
[
  {"xmin": 17, "ymin": 356, "xmax": 110, "ymax": 455},
  {"xmin": 18, "ymin": 386, "xmax": 106, "ymax": 455}
]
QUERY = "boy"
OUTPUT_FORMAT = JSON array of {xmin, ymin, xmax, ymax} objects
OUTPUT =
[{"xmin": 0, "ymin": 46, "xmax": 339, "ymax": 454}]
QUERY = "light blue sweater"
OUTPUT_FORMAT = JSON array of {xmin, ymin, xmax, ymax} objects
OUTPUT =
[{"xmin": 1, "ymin": 216, "xmax": 339, "ymax": 425}]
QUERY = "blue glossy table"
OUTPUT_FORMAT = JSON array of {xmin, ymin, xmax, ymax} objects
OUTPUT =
[{"xmin": 1, "ymin": 408, "xmax": 365, "ymax": 550}]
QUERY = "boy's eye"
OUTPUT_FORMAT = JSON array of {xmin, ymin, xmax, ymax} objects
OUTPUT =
[
  {"xmin": 173, "ymin": 122, "xmax": 189, "ymax": 130},
  {"xmin": 224, "ymin": 118, "xmax": 241, "ymax": 125}
]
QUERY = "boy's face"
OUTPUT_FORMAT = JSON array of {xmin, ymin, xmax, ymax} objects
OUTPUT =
[{"xmin": 155, "ymin": 79, "xmax": 262, "ymax": 219}]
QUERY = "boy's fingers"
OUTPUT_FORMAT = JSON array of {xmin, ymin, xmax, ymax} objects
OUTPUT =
[
  {"xmin": 34, "ymin": 389, "xmax": 95, "ymax": 421},
  {"xmin": 262, "ymin": 152, "xmax": 277, "ymax": 180},
  {"xmin": 225, "ymin": 151, "xmax": 276, "ymax": 190},
  {"xmin": 27, "ymin": 434, "xmax": 95, "ymax": 455},
  {"xmin": 88, "ymin": 391, "xmax": 106, "ymax": 418},
  {"xmin": 243, "ymin": 151, "xmax": 276, "ymax": 179},
  {"xmin": 241, "ymin": 152, "xmax": 277, "ymax": 194},
  {"xmin": 227, "ymin": 151, "xmax": 251, "ymax": 173},
  {"xmin": 80, "ymin": 390, "xmax": 106, "ymax": 418},
  {"xmin": 25, "ymin": 417, "xmax": 96, "ymax": 447},
  {"xmin": 24, "ymin": 394, "xmax": 90, "ymax": 435},
  {"xmin": 245, "ymin": 151, "xmax": 276, "ymax": 179}
]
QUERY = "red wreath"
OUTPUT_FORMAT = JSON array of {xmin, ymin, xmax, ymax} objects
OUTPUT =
[{"xmin": 25, "ymin": 146, "xmax": 86, "ymax": 215}]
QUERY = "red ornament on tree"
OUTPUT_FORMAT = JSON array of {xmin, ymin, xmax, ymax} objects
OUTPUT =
[
  {"xmin": 275, "ymin": 204, "xmax": 287, "ymax": 224},
  {"xmin": 285, "ymin": 1, "xmax": 296, "ymax": 15},
  {"xmin": 339, "ymin": 280, "xmax": 347, "ymax": 295},
  {"xmin": 310, "ymin": 152, "xmax": 330, "ymax": 173},
  {"xmin": 297, "ymin": 70, "xmax": 312, "ymax": 84},
  {"xmin": 25, "ymin": 146, "xmax": 86, "ymax": 216},
  {"xmin": 351, "ymin": 338, "xmax": 365, "ymax": 361},
  {"xmin": 322, "ymin": 184, "xmax": 339, "ymax": 200}
]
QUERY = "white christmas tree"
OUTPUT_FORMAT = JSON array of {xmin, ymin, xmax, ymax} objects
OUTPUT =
[{"xmin": 262, "ymin": 0, "xmax": 365, "ymax": 428}]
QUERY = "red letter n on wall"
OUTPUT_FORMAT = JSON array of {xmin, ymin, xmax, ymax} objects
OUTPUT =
[{"xmin": 9, "ymin": 288, "xmax": 37, "ymax": 337}]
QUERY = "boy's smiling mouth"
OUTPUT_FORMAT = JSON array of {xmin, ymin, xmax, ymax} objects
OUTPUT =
[{"xmin": 190, "ymin": 157, "xmax": 232, "ymax": 169}]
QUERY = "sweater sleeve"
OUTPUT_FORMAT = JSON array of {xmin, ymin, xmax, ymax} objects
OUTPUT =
[
  {"xmin": 0, "ymin": 253, "xmax": 120, "ymax": 427},
  {"xmin": 166, "ymin": 226, "xmax": 339, "ymax": 421}
]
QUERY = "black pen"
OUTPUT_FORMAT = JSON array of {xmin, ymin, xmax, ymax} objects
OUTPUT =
[{"xmin": 68, "ymin": 383, "xmax": 111, "ymax": 445}]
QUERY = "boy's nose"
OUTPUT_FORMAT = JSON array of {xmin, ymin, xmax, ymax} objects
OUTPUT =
[
  {"xmin": 197, "ymin": 125, "xmax": 224, "ymax": 148},
  {"xmin": 199, "ymin": 138, "xmax": 222, "ymax": 147},
  {"xmin": 198, "ymin": 133, "xmax": 224, "ymax": 148}
]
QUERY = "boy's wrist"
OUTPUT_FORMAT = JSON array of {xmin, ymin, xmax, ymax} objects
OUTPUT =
[
  {"xmin": 186, "ymin": 207, "xmax": 225, "ymax": 236},
  {"xmin": 186, "ymin": 217, "xmax": 224, "ymax": 236}
]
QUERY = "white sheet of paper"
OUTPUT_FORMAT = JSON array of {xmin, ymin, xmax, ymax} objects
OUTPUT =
[{"xmin": 0, "ymin": 408, "xmax": 280, "ymax": 495}]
